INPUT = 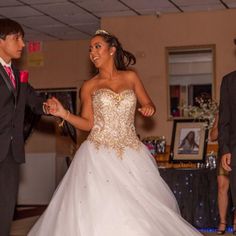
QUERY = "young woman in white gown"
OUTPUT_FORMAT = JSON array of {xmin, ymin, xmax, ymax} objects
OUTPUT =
[{"xmin": 28, "ymin": 30, "xmax": 203, "ymax": 236}]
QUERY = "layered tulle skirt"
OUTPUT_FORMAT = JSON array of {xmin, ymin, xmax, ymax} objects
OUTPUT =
[{"xmin": 28, "ymin": 141, "xmax": 202, "ymax": 236}]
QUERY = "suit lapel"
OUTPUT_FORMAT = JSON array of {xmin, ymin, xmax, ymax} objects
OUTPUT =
[
  {"xmin": 0, "ymin": 63, "xmax": 17, "ymax": 104},
  {"xmin": 12, "ymin": 65, "xmax": 20, "ymax": 103}
]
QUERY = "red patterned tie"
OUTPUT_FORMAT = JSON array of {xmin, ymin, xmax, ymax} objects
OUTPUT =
[{"xmin": 4, "ymin": 65, "xmax": 16, "ymax": 88}]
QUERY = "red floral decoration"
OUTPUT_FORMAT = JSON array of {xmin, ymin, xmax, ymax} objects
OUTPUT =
[{"xmin": 20, "ymin": 70, "xmax": 29, "ymax": 83}]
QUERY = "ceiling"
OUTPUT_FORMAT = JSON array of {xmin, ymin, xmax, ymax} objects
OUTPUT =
[{"xmin": 0, "ymin": 0, "xmax": 235, "ymax": 41}]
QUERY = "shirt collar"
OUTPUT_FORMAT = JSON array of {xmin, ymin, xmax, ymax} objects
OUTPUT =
[{"xmin": 0, "ymin": 57, "xmax": 12, "ymax": 67}]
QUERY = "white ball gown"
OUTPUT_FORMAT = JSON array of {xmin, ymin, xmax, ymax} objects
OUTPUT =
[{"xmin": 28, "ymin": 89, "xmax": 202, "ymax": 236}]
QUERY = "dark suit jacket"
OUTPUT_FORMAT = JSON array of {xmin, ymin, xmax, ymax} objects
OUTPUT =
[
  {"xmin": 0, "ymin": 64, "xmax": 45, "ymax": 163},
  {"xmin": 218, "ymin": 71, "xmax": 236, "ymax": 167}
]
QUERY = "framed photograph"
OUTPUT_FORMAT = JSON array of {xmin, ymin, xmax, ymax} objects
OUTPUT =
[{"xmin": 169, "ymin": 119, "xmax": 208, "ymax": 163}]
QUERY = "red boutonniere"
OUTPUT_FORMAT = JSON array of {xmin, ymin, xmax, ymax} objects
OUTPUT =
[{"xmin": 20, "ymin": 70, "xmax": 29, "ymax": 83}]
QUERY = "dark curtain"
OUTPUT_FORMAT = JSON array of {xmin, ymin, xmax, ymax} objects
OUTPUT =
[{"xmin": 24, "ymin": 89, "xmax": 77, "ymax": 144}]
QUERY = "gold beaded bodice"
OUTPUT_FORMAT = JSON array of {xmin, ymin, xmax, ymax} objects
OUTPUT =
[{"xmin": 87, "ymin": 88, "xmax": 140, "ymax": 156}]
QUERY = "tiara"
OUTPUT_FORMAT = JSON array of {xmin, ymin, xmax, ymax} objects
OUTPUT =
[{"xmin": 94, "ymin": 29, "xmax": 110, "ymax": 36}]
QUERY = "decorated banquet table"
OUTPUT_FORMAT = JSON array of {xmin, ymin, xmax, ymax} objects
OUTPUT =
[{"xmin": 158, "ymin": 168, "xmax": 232, "ymax": 229}]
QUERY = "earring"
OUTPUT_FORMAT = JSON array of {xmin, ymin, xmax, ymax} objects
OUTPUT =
[{"xmin": 110, "ymin": 53, "xmax": 113, "ymax": 55}]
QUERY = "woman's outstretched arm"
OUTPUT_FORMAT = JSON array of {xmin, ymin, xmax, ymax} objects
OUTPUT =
[{"xmin": 47, "ymin": 81, "xmax": 94, "ymax": 131}]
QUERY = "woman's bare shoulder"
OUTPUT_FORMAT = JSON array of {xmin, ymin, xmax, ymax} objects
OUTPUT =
[
  {"xmin": 81, "ymin": 76, "xmax": 99, "ymax": 93},
  {"xmin": 118, "ymin": 70, "xmax": 139, "ymax": 84},
  {"xmin": 121, "ymin": 69, "xmax": 138, "ymax": 77}
]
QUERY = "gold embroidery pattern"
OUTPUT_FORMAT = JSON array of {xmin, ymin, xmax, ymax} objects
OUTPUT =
[{"xmin": 87, "ymin": 89, "xmax": 141, "ymax": 157}]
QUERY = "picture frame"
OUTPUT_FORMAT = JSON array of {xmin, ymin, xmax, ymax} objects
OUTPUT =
[{"xmin": 169, "ymin": 119, "xmax": 208, "ymax": 163}]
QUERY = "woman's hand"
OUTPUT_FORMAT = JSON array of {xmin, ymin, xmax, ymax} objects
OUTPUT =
[
  {"xmin": 138, "ymin": 104, "xmax": 155, "ymax": 117},
  {"xmin": 44, "ymin": 97, "xmax": 68, "ymax": 119}
]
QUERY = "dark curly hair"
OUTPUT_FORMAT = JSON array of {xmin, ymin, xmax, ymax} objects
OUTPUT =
[{"xmin": 92, "ymin": 30, "xmax": 136, "ymax": 71}]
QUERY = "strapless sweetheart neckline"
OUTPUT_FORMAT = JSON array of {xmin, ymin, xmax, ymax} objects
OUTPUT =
[{"xmin": 93, "ymin": 88, "xmax": 134, "ymax": 95}]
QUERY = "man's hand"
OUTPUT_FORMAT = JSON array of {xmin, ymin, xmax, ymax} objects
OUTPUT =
[
  {"xmin": 221, "ymin": 153, "xmax": 232, "ymax": 171},
  {"xmin": 46, "ymin": 97, "xmax": 68, "ymax": 119},
  {"xmin": 43, "ymin": 98, "xmax": 58, "ymax": 115}
]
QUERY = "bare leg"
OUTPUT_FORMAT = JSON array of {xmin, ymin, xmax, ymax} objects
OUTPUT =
[{"xmin": 217, "ymin": 175, "xmax": 229, "ymax": 232}]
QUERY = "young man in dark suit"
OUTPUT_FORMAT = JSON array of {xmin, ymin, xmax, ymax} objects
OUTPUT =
[
  {"xmin": 0, "ymin": 18, "xmax": 47, "ymax": 236},
  {"xmin": 219, "ymin": 39, "xmax": 236, "ymax": 234}
]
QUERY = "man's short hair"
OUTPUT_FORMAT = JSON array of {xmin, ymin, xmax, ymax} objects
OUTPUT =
[{"xmin": 0, "ymin": 18, "xmax": 24, "ymax": 40}]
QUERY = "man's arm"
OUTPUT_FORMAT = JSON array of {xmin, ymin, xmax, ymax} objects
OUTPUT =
[
  {"xmin": 25, "ymin": 84, "xmax": 46, "ymax": 115},
  {"xmin": 218, "ymin": 75, "xmax": 231, "ymax": 170}
]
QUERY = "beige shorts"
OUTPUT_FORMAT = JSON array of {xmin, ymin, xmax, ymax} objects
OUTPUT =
[{"xmin": 217, "ymin": 158, "xmax": 229, "ymax": 176}]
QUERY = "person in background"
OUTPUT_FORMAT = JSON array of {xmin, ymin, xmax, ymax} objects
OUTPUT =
[
  {"xmin": 218, "ymin": 60, "xmax": 236, "ymax": 235},
  {"xmin": 210, "ymin": 114, "xmax": 235, "ymax": 235},
  {"xmin": 0, "ymin": 18, "xmax": 48, "ymax": 236}
]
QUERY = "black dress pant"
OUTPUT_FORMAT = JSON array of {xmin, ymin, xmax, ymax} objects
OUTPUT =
[
  {"xmin": 230, "ymin": 167, "xmax": 236, "ymax": 211},
  {"xmin": 0, "ymin": 146, "xmax": 19, "ymax": 236}
]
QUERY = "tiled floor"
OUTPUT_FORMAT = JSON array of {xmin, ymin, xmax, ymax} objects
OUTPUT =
[
  {"xmin": 9, "ymin": 208, "xmax": 231, "ymax": 236},
  {"xmin": 11, "ymin": 216, "xmax": 38, "ymax": 236},
  {"xmin": 11, "ymin": 219, "xmax": 231, "ymax": 236}
]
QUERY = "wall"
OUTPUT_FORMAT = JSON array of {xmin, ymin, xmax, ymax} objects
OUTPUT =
[
  {"xmin": 18, "ymin": 9, "xmax": 236, "ymax": 202},
  {"xmin": 23, "ymin": 39, "xmax": 91, "ymax": 153},
  {"xmin": 101, "ymin": 9, "xmax": 236, "ymax": 143},
  {"xmin": 23, "ymin": 9, "xmax": 236, "ymax": 149},
  {"xmin": 19, "ymin": 40, "xmax": 91, "ymax": 203},
  {"xmin": 21, "ymin": 39, "xmax": 90, "ymax": 89}
]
